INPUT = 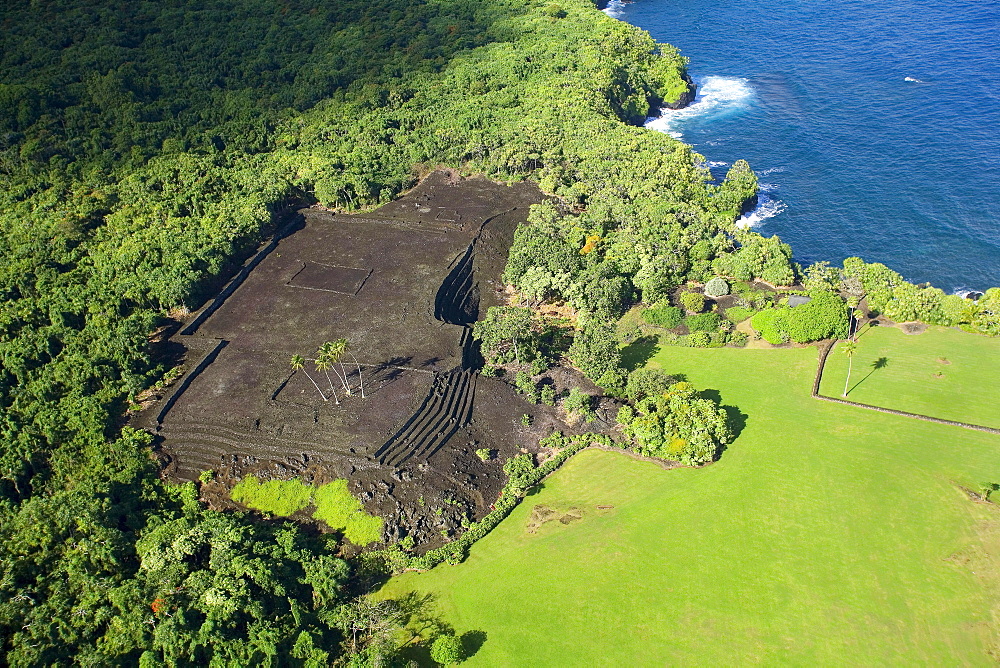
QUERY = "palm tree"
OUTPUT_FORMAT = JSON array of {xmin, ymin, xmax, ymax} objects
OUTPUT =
[
  {"xmin": 290, "ymin": 354, "xmax": 327, "ymax": 401},
  {"xmin": 841, "ymin": 340, "xmax": 858, "ymax": 397},
  {"xmin": 321, "ymin": 339, "xmax": 352, "ymax": 396},
  {"xmin": 344, "ymin": 342, "xmax": 366, "ymax": 399},
  {"xmin": 314, "ymin": 355, "xmax": 340, "ymax": 404}
]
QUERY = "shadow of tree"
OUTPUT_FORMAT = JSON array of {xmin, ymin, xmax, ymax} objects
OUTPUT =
[
  {"xmin": 620, "ymin": 336, "xmax": 660, "ymax": 371},
  {"xmin": 387, "ymin": 591, "xmax": 489, "ymax": 665},
  {"xmin": 461, "ymin": 630, "xmax": 488, "ymax": 659},
  {"xmin": 698, "ymin": 388, "xmax": 748, "ymax": 452},
  {"xmin": 848, "ymin": 356, "xmax": 889, "ymax": 394}
]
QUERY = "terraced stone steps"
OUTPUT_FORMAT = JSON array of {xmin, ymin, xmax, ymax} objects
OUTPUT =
[
  {"xmin": 374, "ymin": 369, "xmax": 476, "ymax": 467},
  {"xmin": 160, "ymin": 419, "xmax": 357, "ymax": 480}
]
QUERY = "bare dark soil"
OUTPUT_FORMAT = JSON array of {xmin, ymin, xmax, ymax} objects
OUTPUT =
[{"xmin": 138, "ymin": 172, "xmax": 612, "ymax": 550}]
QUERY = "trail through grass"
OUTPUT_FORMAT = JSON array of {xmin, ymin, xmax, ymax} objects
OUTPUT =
[{"xmin": 380, "ymin": 345, "xmax": 1000, "ymax": 665}]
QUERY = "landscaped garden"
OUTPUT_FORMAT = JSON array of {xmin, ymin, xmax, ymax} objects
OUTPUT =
[
  {"xmin": 379, "ymin": 346, "xmax": 1000, "ymax": 664},
  {"xmin": 818, "ymin": 324, "xmax": 1000, "ymax": 429}
]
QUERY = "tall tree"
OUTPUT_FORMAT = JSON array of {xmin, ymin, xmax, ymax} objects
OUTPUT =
[
  {"xmin": 315, "ymin": 355, "xmax": 340, "ymax": 404},
  {"xmin": 291, "ymin": 354, "xmax": 327, "ymax": 401},
  {"xmin": 841, "ymin": 340, "xmax": 858, "ymax": 397}
]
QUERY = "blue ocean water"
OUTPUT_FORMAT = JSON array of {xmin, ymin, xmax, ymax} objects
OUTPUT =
[{"xmin": 607, "ymin": 0, "xmax": 1000, "ymax": 293}]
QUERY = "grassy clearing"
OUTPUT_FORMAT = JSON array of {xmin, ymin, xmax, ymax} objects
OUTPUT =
[
  {"xmin": 379, "ymin": 346, "xmax": 1000, "ymax": 664},
  {"xmin": 230, "ymin": 476, "xmax": 313, "ymax": 516},
  {"xmin": 231, "ymin": 476, "xmax": 383, "ymax": 546},
  {"xmin": 819, "ymin": 325, "xmax": 1000, "ymax": 428}
]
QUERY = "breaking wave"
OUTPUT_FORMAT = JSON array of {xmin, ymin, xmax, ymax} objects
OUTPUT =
[
  {"xmin": 601, "ymin": 0, "xmax": 626, "ymax": 18},
  {"xmin": 644, "ymin": 76, "xmax": 753, "ymax": 139},
  {"xmin": 736, "ymin": 193, "xmax": 787, "ymax": 229}
]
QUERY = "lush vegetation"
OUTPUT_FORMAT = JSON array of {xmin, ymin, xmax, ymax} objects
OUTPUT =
[
  {"xmin": 1, "ymin": 0, "xmax": 997, "ymax": 661},
  {"xmin": 380, "ymin": 347, "xmax": 1000, "ymax": 664},
  {"xmin": 818, "ymin": 325, "xmax": 1000, "ymax": 428},
  {"xmin": 230, "ymin": 476, "xmax": 384, "ymax": 546},
  {"xmin": 0, "ymin": 0, "xmax": 721, "ymax": 660},
  {"xmin": 750, "ymin": 289, "xmax": 848, "ymax": 344},
  {"xmin": 616, "ymin": 381, "xmax": 732, "ymax": 464}
]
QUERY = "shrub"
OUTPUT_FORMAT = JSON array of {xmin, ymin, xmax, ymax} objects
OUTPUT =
[
  {"xmin": 749, "ymin": 291, "xmax": 848, "ymax": 344},
  {"xmin": 687, "ymin": 331, "xmax": 712, "ymax": 347},
  {"xmin": 563, "ymin": 387, "xmax": 596, "ymax": 421},
  {"xmin": 514, "ymin": 371, "xmax": 538, "ymax": 402},
  {"xmin": 568, "ymin": 322, "xmax": 626, "ymax": 392},
  {"xmin": 540, "ymin": 384, "xmax": 557, "ymax": 406},
  {"xmin": 728, "ymin": 330, "xmax": 749, "ymax": 347},
  {"xmin": 624, "ymin": 368, "xmax": 677, "ymax": 401},
  {"xmin": 750, "ymin": 308, "xmax": 787, "ymax": 345},
  {"xmin": 704, "ymin": 277, "xmax": 730, "ymax": 297},
  {"xmin": 430, "ymin": 634, "xmax": 465, "ymax": 665},
  {"xmin": 685, "ymin": 312, "xmax": 721, "ymax": 332},
  {"xmin": 543, "ymin": 3, "xmax": 568, "ymax": 18},
  {"xmin": 724, "ymin": 306, "xmax": 756, "ymax": 323},
  {"xmin": 680, "ymin": 291, "xmax": 706, "ymax": 313},
  {"xmin": 642, "ymin": 302, "xmax": 683, "ymax": 328}
]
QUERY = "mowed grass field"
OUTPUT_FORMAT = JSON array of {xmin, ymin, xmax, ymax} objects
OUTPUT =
[
  {"xmin": 818, "ymin": 325, "xmax": 1000, "ymax": 428},
  {"xmin": 379, "ymin": 346, "xmax": 1000, "ymax": 665}
]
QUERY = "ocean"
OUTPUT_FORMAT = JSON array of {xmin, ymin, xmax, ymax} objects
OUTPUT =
[{"xmin": 606, "ymin": 0, "xmax": 1000, "ymax": 294}]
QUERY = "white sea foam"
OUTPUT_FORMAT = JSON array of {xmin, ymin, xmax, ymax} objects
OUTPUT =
[
  {"xmin": 757, "ymin": 166, "xmax": 787, "ymax": 176},
  {"xmin": 735, "ymin": 194, "xmax": 787, "ymax": 229},
  {"xmin": 707, "ymin": 160, "xmax": 729, "ymax": 168},
  {"xmin": 903, "ymin": 76, "xmax": 925, "ymax": 83},
  {"xmin": 953, "ymin": 288, "xmax": 983, "ymax": 300},
  {"xmin": 601, "ymin": 0, "xmax": 626, "ymax": 18},
  {"xmin": 644, "ymin": 75, "xmax": 753, "ymax": 139}
]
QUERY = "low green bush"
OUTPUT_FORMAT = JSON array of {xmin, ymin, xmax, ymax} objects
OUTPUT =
[
  {"xmin": 750, "ymin": 290, "xmax": 848, "ymax": 344},
  {"xmin": 642, "ymin": 302, "xmax": 683, "ymax": 328},
  {"xmin": 687, "ymin": 331, "xmax": 712, "ymax": 347},
  {"xmin": 724, "ymin": 306, "xmax": 757, "ymax": 323},
  {"xmin": 728, "ymin": 330, "xmax": 749, "ymax": 347},
  {"xmin": 680, "ymin": 291, "xmax": 706, "ymax": 313},
  {"xmin": 685, "ymin": 312, "xmax": 721, "ymax": 332}
]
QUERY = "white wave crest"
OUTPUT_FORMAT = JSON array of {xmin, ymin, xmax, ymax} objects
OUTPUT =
[
  {"xmin": 757, "ymin": 166, "xmax": 786, "ymax": 176},
  {"xmin": 736, "ymin": 194, "xmax": 787, "ymax": 229},
  {"xmin": 645, "ymin": 75, "xmax": 753, "ymax": 139},
  {"xmin": 708, "ymin": 160, "xmax": 729, "ymax": 168},
  {"xmin": 602, "ymin": 0, "xmax": 626, "ymax": 18},
  {"xmin": 952, "ymin": 288, "xmax": 983, "ymax": 300}
]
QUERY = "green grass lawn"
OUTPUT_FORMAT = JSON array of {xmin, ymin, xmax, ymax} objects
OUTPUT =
[
  {"xmin": 379, "ymin": 345, "xmax": 1000, "ymax": 665},
  {"xmin": 818, "ymin": 325, "xmax": 1000, "ymax": 428}
]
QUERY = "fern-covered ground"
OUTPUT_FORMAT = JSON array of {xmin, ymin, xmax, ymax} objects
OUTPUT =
[
  {"xmin": 818, "ymin": 325, "xmax": 1000, "ymax": 428},
  {"xmin": 380, "ymin": 346, "xmax": 1000, "ymax": 664}
]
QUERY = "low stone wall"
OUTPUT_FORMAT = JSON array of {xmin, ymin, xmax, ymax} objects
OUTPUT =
[{"xmin": 811, "ymin": 339, "xmax": 1000, "ymax": 435}]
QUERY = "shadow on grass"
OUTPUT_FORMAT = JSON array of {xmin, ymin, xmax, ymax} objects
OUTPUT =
[
  {"xmin": 392, "ymin": 591, "xmax": 488, "ymax": 666},
  {"xmin": 847, "ymin": 356, "xmax": 889, "ymax": 395},
  {"xmin": 620, "ymin": 336, "xmax": 659, "ymax": 371},
  {"xmin": 700, "ymin": 388, "xmax": 749, "ymax": 451}
]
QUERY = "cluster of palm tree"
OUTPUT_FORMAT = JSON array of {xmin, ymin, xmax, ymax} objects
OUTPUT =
[{"xmin": 289, "ymin": 338, "xmax": 366, "ymax": 404}]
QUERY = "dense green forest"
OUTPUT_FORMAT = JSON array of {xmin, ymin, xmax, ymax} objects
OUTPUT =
[{"xmin": 1, "ymin": 0, "xmax": 997, "ymax": 663}]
